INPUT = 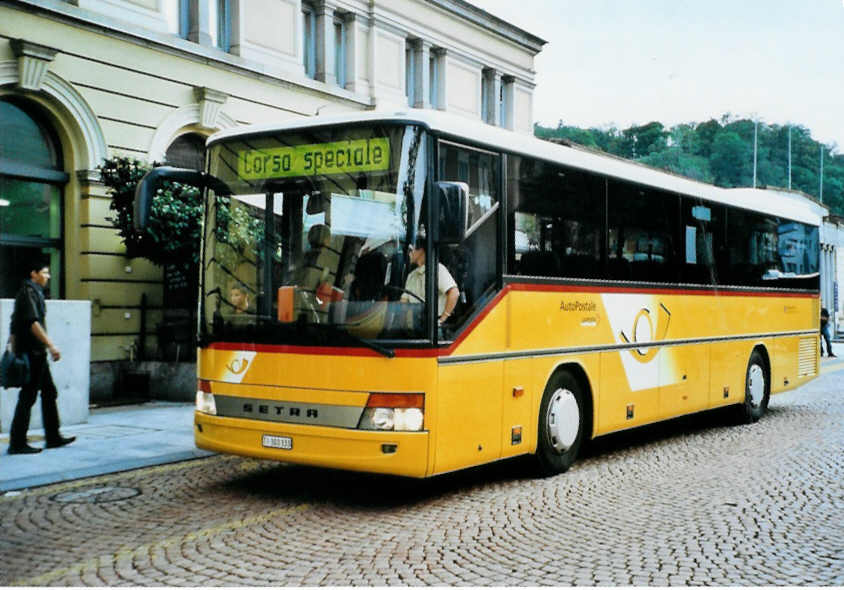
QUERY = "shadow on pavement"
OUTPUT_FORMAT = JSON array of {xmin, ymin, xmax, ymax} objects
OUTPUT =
[{"xmin": 213, "ymin": 404, "xmax": 756, "ymax": 509}]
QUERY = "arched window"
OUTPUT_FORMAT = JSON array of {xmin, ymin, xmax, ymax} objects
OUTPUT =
[
  {"xmin": 0, "ymin": 99, "xmax": 68, "ymax": 299},
  {"xmin": 164, "ymin": 132, "xmax": 206, "ymax": 171}
]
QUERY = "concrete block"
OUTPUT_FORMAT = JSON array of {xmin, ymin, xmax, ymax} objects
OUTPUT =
[{"xmin": 1, "ymin": 299, "xmax": 91, "ymax": 432}]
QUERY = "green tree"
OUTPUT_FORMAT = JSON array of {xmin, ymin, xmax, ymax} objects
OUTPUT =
[
  {"xmin": 99, "ymin": 156, "xmax": 201, "ymax": 272},
  {"xmin": 710, "ymin": 130, "xmax": 752, "ymax": 187},
  {"xmin": 537, "ymin": 114, "xmax": 844, "ymax": 214},
  {"xmin": 621, "ymin": 122, "xmax": 667, "ymax": 158},
  {"xmin": 640, "ymin": 148, "xmax": 713, "ymax": 184},
  {"xmin": 693, "ymin": 119, "xmax": 721, "ymax": 158}
]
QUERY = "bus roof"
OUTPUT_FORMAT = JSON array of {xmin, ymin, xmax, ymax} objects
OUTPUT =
[{"xmin": 207, "ymin": 110, "xmax": 827, "ymax": 226}]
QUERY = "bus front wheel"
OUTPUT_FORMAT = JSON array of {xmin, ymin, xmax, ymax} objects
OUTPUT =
[
  {"xmin": 534, "ymin": 371, "xmax": 585, "ymax": 476},
  {"xmin": 737, "ymin": 349, "xmax": 769, "ymax": 424}
]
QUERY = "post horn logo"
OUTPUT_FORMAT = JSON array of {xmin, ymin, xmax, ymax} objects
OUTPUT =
[
  {"xmin": 226, "ymin": 358, "xmax": 250, "ymax": 375},
  {"xmin": 619, "ymin": 303, "xmax": 671, "ymax": 363}
]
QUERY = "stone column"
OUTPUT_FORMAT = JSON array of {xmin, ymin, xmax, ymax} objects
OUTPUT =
[
  {"xmin": 432, "ymin": 48, "xmax": 447, "ymax": 111},
  {"xmin": 412, "ymin": 40, "xmax": 432, "ymax": 109},
  {"xmin": 315, "ymin": 0, "xmax": 337, "ymax": 86},
  {"xmin": 482, "ymin": 68, "xmax": 502, "ymax": 126}
]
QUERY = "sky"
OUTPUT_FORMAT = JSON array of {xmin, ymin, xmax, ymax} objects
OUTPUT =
[{"xmin": 476, "ymin": 0, "xmax": 844, "ymax": 153}]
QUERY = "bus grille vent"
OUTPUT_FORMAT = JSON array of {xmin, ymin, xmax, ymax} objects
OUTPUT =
[{"xmin": 798, "ymin": 337, "xmax": 818, "ymax": 377}]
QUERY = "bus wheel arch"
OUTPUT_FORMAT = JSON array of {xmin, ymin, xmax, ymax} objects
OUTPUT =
[
  {"xmin": 533, "ymin": 363, "xmax": 593, "ymax": 477},
  {"xmin": 737, "ymin": 345, "xmax": 770, "ymax": 424}
]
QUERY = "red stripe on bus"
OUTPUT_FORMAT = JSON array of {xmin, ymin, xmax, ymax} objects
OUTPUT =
[
  {"xmin": 207, "ymin": 283, "xmax": 816, "ymax": 358},
  {"xmin": 207, "ymin": 341, "xmax": 441, "ymax": 357},
  {"xmin": 506, "ymin": 282, "xmax": 818, "ymax": 298}
]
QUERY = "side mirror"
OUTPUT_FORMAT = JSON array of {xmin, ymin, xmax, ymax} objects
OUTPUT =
[
  {"xmin": 436, "ymin": 181, "xmax": 469, "ymax": 244},
  {"xmin": 133, "ymin": 167, "xmax": 230, "ymax": 231}
]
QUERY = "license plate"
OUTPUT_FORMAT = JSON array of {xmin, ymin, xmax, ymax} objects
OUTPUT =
[{"xmin": 262, "ymin": 434, "xmax": 292, "ymax": 450}]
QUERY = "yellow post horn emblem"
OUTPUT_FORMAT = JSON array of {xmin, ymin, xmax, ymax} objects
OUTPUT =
[
  {"xmin": 619, "ymin": 303, "xmax": 671, "ymax": 363},
  {"xmin": 226, "ymin": 358, "xmax": 250, "ymax": 375}
]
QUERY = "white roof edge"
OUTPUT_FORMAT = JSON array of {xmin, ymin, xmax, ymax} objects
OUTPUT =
[{"xmin": 208, "ymin": 110, "xmax": 825, "ymax": 227}]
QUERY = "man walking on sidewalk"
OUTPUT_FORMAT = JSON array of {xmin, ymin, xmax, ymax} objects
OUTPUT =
[{"xmin": 7, "ymin": 260, "xmax": 75, "ymax": 455}]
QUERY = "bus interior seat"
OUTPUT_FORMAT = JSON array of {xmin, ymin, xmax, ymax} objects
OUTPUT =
[
  {"xmin": 336, "ymin": 238, "xmax": 363, "ymax": 294},
  {"xmin": 351, "ymin": 251, "xmax": 387, "ymax": 301},
  {"xmin": 296, "ymin": 224, "xmax": 341, "ymax": 318},
  {"xmin": 607, "ymin": 257, "xmax": 631, "ymax": 281},
  {"xmin": 559, "ymin": 254, "xmax": 598, "ymax": 279},
  {"xmin": 682, "ymin": 263, "xmax": 712, "ymax": 285},
  {"xmin": 518, "ymin": 250, "xmax": 560, "ymax": 277}
]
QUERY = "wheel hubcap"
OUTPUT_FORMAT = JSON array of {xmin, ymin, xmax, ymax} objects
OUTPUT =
[
  {"xmin": 748, "ymin": 364, "xmax": 765, "ymax": 407},
  {"xmin": 547, "ymin": 388, "xmax": 580, "ymax": 453}
]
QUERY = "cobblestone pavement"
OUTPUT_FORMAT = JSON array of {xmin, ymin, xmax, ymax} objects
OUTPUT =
[{"xmin": 2, "ymin": 372, "xmax": 842, "ymax": 586}]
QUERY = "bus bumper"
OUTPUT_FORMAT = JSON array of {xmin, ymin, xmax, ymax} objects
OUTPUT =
[{"xmin": 194, "ymin": 411, "xmax": 430, "ymax": 478}]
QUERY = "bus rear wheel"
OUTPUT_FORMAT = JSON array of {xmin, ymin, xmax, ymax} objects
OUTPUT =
[
  {"xmin": 534, "ymin": 371, "xmax": 586, "ymax": 477},
  {"xmin": 737, "ymin": 350, "xmax": 769, "ymax": 424}
]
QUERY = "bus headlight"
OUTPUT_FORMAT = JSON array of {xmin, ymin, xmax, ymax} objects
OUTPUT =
[
  {"xmin": 358, "ymin": 393, "xmax": 424, "ymax": 431},
  {"xmin": 195, "ymin": 391, "xmax": 217, "ymax": 415}
]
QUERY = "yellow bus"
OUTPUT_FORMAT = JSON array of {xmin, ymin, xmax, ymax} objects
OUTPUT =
[{"xmin": 136, "ymin": 111, "xmax": 823, "ymax": 477}]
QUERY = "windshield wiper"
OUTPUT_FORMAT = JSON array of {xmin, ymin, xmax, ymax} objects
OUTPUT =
[{"xmin": 312, "ymin": 323, "xmax": 395, "ymax": 359}]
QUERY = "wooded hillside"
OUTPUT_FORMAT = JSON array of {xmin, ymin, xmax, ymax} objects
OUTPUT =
[{"xmin": 535, "ymin": 115, "xmax": 843, "ymax": 215}]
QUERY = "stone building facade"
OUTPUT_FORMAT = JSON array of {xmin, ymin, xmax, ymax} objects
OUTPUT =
[{"xmin": 0, "ymin": 0, "xmax": 544, "ymax": 399}]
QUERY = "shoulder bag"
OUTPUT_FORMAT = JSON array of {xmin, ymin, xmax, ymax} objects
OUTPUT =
[{"xmin": 1, "ymin": 338, "xmax": 30, "ymax": 388}]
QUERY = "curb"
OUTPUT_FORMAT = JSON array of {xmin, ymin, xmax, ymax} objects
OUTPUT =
[{"xmin": 0, "ymin": 449, "xmax": 215, "ymax": 493}]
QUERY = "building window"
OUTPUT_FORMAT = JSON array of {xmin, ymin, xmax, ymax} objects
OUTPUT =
[
  {"xmin": 501, "ymin": 76, "xmax": 515, "ymax": 130},
  {"xmin": 334, "ymin": 17, "xmax": 346, "ymax": 88},
  {"xmin": 208, "ymin": 0, "xmax": 232, "ymax": 51},
  {"xmin": 406, "ymin": 41, "xmax": 417, "ymax": 106},
  {"xmin": 164, "ymin": 0, "xmax": 190, "ymax": 39},
  {"xmin": 481, "ymin": 69, "xmax": 498, "ymax": 124},
  {"xmin": 165, "ymin": 133, "xmax": 206, "ymax": 171},
  {"xmin": 302, "ymin": 3, "xmax": 317, "ymax": 79},
  {"xmin": 429, "ymin": 51, "xmax": 439, "ymax": 108},
  {"xmin": 0, "ymin": 99, "xmax": 67, "ymax": 299}
]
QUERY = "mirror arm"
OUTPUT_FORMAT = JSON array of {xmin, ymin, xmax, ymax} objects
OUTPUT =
[{"xmin": 133, "ymin": 166, "xmax": 231, "ymax": 231}]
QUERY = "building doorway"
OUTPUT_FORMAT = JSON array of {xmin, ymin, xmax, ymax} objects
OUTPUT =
[{"xmin": 0, "ymin": 98, "xmax": 68, "ymax": 299}]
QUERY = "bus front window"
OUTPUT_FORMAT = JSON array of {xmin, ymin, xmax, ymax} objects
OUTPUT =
[{"xmin": 202, "ymin": 124, "xmax": 429, "ymax": 346}]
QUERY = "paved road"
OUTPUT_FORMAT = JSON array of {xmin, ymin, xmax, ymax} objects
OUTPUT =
[{"xmin": 2, "ymin": 370, "xmax": 842, "ymax": 586}]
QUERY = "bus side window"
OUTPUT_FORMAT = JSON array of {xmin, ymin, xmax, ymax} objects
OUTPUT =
[
  {"xmin": 607, "ymin": 180, "xmax": 677, "ymax": 284},
  {"xmin": 681, "ymin": 198, "xmax": 719, "ymax": 285},
  {"xmin": 508, "ymin": 156, "xmax": 602, "ymax": 280}
]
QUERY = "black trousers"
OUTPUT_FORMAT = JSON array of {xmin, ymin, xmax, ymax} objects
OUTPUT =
[{"xmin": 9, "ymin": 351, "xmax": 61, "ymax": 448}]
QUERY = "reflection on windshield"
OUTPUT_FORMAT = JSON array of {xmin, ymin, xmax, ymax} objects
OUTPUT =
[{"xmin": 202, "ymin": 124, "xmax": 429, "ymax": 345}]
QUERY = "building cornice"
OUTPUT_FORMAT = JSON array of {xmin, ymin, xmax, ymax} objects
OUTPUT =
[
  {"xmin": 1, "ymin": 0, "xmax": 373, "ymax": 108},
  {"xmin": 425, "ymin": 0, "xmax": 546, "ymax": 53}
]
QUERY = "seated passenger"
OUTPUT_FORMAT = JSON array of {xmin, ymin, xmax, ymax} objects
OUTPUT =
[
  {"xmin": 401, "ymin": 235, "xmax": 459, "ymax": 326},
  {"xmin": 229, "ymin": 283, "xmax": 251, "ymax": 314}
]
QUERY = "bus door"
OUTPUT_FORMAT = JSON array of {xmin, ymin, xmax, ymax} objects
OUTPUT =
[{"xmin": 432, "ymin": 140, "xmax": 505, "ymax": 473}]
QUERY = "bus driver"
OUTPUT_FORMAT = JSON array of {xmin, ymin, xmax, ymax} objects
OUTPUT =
[{"xmin": 402, "ymin": 234, "xmax": 459, "ymax": 326}]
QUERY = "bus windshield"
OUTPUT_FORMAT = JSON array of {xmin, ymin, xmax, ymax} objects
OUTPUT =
[{"xmin": 202, "ymin": 123, "xmax": 429, "ymax": 348}]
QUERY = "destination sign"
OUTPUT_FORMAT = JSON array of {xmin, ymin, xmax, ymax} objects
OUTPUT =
[{"xmin": 238, "ymin": 138, "xmax": 390, "ymax": 180}]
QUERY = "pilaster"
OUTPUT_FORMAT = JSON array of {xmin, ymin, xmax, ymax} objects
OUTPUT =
[{"xmin": 315, "ymin": 0, "xmax": 337, "ymax": 86}]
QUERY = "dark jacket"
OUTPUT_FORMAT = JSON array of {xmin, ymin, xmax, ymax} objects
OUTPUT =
[{"xmin": 11, "ymin": 280, "xmax": 47, "ymax": 354}]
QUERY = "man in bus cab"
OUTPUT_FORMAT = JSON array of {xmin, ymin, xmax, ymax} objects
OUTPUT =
[{"xmin": 402, "ymin": 233, "xmax": 459, "ymax": 327}]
